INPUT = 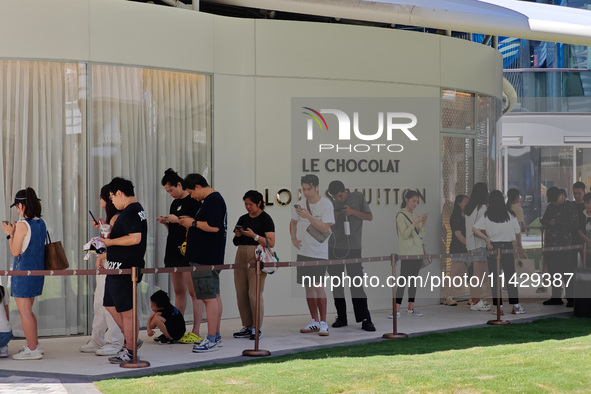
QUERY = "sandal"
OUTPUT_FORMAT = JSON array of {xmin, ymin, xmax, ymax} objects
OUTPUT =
[{"xmin": 179, "ymin": 332, "xmax": 202, "ymax": 344}]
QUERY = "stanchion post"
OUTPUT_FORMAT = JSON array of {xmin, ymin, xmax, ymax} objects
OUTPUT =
[
  {"xmin": 121, "ymin": 266, "xmax": 151, "ymax": 368},
  {"xmin": 383, "ymin": 253, "xmax": 408, "ymax": 339},
  {"xmin": 243, "ymin": 256, "xmax": 271, "ymax": 357},
  {"xmin": 488, "ymin": 248, "xmax": 509, "ymax": 326}
]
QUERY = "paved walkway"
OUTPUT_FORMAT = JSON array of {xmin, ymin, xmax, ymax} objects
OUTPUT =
[{"xmin": 0, "ymin": 298, "xmax": 573, "ymax": 393}]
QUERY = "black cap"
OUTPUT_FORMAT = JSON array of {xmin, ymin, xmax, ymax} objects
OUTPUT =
[{"xmin": 9, "ymin": 190, "xmax": 26, "ymax": 208}]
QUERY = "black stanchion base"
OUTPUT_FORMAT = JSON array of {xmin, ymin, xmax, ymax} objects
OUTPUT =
[
  {"xmin": 382, "ymin": 333, "xmax": 408, "ymax": 339},
  {"xmin": 487, "ymin": 319, "xmax": 510, "ymax": 326},
  {"xmin": 121, "ymin": 360, "xmax": 151, "ymax": 368},
  {"xmin": 242, "ymin": 349, "xmax": 271, "ymax": 357}
]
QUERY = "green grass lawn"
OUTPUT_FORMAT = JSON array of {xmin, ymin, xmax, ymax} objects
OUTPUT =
[{"xmin": 96, "ymin": 317, "xmax": 591, "ymax": 393}]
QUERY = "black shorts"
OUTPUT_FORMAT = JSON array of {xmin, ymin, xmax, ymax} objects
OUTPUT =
[
  {"xmin": 165, "ymin": 317, "xmax": 186, "ymax": 341},
  {"xmin": 104, "ymin": 274, "xmax": 142, "ymax": 313},
  {"xmin": 164, "ymin": 258, "xmax": 190, "ymax": 268},
  {"xmin": 296, "ymin": 255, "xmax": 327, "ymax": 285}
]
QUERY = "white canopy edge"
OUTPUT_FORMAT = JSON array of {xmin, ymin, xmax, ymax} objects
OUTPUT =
[{"xmin": 205, "ymin": 0, "xmax": 591, "ymax": 45}]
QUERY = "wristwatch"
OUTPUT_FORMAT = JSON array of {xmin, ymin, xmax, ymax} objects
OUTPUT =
[
  {"xmin": 254, "ymin": 235, "xmax": 260, "ymax": 242},
  {"xmin": 191, "ymin": 220, "xmax": 197, "ymax": 228},
  {"xmin": 6, "ymin": 234, "xmax": 11, "ymax": 240}
]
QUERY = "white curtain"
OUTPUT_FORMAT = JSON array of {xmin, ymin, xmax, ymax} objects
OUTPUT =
[
  {"xmin": 0, "ymin": 61, "xmax": 211, "ymax": 336},
  {"xmin": 0, "ymin": 61, "xmax": 84, "ymax": 336},
  {"xmin": 91, "ymin": 65, "xmax": 211, "ymax": 324}
]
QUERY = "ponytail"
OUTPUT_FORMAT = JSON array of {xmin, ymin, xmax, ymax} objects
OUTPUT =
[{"xmin": 401, "ymin": 190, "xmax": 419, "ymax": 208}]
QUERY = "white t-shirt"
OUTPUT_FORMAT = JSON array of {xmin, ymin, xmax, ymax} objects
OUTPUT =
[
  {"xmin": 474, "ymin": 214, "xmax": 521, "ymax": 243},
  {"xmin": 0, "ymin": 290, "xmax": 11, "ymax": 333},
  {"xmin": 292, "ymin": 197, "xmax": 335, "ymax": 259},
  {"xmin": 18, "ymin": 219, "xmax": 32, "ymax": 253},
  {"xmin": 465, "ymin": 205, "xmax": 487, "ymax": 250}
]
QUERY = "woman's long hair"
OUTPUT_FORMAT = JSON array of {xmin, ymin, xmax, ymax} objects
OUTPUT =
[
  {"xmin": 14, "ymin": 188, "xmax": 42, "ymax": 219},
  {"xmin": 450, "ymin": 194, "xmax": 469, "ymax": 223},
  {"xmin": 100, "ymin": 184, "xmax": 118, "ymax": 224},
  {"xmin": 506, "ymin": 188, "xmax": 520, "ymax": 212},
  {"xmin": 465, "ymin": 182, "xmax": 488, "ymax": 217},
  {"xmin": 485, "ymin": 190, "xmax": 514, "ymax": 223}
]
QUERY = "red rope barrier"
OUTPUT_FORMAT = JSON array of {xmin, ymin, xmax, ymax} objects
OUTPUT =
[{"xmin": 0, "ymin": 244, "xmax": 583, "ymax": 277}]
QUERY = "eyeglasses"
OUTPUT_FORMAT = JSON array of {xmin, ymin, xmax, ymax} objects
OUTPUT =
[{"xmin": 109, "ymin": 193, "xmax": 115, "ymax": 201}]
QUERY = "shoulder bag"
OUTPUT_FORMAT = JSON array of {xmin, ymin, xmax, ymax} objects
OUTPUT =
[
  {"xmin": 305, "ymin": 200, "xmax": 331, "ymax": 243},
  {"xmin": 45, "ymin": 231, "xmax": 69, "ymax": 270},
  {"xmin": 255, "ymin": 237, "xmax": 279, "ymax": 274}
]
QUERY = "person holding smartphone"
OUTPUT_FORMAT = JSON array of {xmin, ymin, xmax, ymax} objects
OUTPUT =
[
  {"xmin": 290, "ymin": 175, "xmax": 335, "ymax": 336},
  {"xmin": 79, "ymin": 184, "xmax": 125, "ymax": 357},
  {"xmin": 232, "ymin": 190, "xmax": 275, "ymax": 340},
  {"xmin": 2, "ymin": 188, "xmax": 46, "ymax": 360},
  {"xmin": 157, "ymin": 168, "xmax": 204, "ymax": 345},
  {"xmin": 326, "ymin": 180, "xmax": 375, "ymax": 332},
  {"xmin": 394, "ymin": 190, "xmax": 427, "ymax": 318}
]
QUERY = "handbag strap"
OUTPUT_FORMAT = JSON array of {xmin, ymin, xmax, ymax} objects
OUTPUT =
[
  {"xmin": 398, "ymin": 212, "xmax": 420, "ymax": 236},
  {"xmin": 306, "ymin": 199, "xmax": 312, "ymax": 215},
  {"xmin": 46, "ymin": 231, "xmax": 52, "ymax": 245}
]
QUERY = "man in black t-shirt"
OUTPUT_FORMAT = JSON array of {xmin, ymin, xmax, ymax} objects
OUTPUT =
[
  {"xmin": 179, "ymin": 173, "xmax": 227, "ymax": 353},
  {"xmin": 101, "ymin": 177, "xmax": 147, "ymax": 364}
]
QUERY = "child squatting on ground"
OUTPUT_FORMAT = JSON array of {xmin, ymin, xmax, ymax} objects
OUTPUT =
[{"xmin": 147, "ymin": 290, "xmax": 186, "ymax": 344}]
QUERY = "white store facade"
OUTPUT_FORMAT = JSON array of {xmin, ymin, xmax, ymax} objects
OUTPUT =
[{"xmin": 0, "ymin": 0, "xmax": 505, "ymax": 336}]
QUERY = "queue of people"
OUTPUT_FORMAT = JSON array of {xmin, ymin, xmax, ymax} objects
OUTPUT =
[{"xmin": 1, "ymin": 175, "xmax": 584, "ymax": 361}]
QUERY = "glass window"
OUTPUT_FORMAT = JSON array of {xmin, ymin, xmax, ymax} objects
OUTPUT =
[
  {"xmin": 576, "ymin": 147, "xmax": 591, "ymax": 192},
  {"xmin": 0, "ymin": 61, "xmax": 86, "ymax": 335},
  {"xmin": 0, "ymin": 61, "xmax": 212, "ymax": 336},
  {"xmin": 506, "ymin": 146, "xmax": 573, "ymax": 226}
]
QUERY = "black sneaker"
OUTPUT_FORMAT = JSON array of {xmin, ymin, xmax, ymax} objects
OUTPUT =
[
  {"xmin": 154, "ymin": 334, "xmax": 167, "ymax": 343},
  {"xmin": 566, "ymin": 299, "xmax": 574, "ymax": 308},
  {"xmin": 361, "ymin": 320, "xmax": 376, "ymax": 332},
  {"xmin": 332, "ymin": 318, "xmax": 348, "ymax": 328},
  {"xmin": 250, "ymin": 329, "xmax": 262, "ymax": 340},
  {"xmin": 108, "ymin": 349, "xmax": 132, "ymax": 364},
  {"xmin": 233, "ymin": 327, "xmax": 252, "ymax": 339},
  {"xmin": 543, "ymin": 298, "xmax": 564, "ymax": 305}
]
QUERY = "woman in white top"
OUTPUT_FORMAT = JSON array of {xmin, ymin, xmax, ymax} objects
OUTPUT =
[
  {"xmin": 472, "ymin": 190, "xmax": 525, "ymax": 315},
  {"xmin": 464, "ymin": 182, "xmax": 491, "ymax": 312}
]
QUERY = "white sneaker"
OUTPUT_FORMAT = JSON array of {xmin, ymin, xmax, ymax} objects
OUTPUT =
[
  {"xmin": 95, "ymin": 343, "xmax": 122, "ymax": 356},
  {"xmin": 80, "ymin": 340, "xmax": 101, "ymax": 353},
  {"xmin": 0, "ymin": 346, "xmax": 8, "ymax": 358},
  {"xmin": 318, "ymin": 321, "xmax": 329, "ymax": 336},
  {"xmin": 300, "ymin": 320, "xmax": 320, "ymax": 333},
  {"xmin": 491, "ymin": 305, "xmax": 504, "ymax": 315},
  {"xmin": 388, "ymin": 313, "xmax": 401, "ymax": 319},
  {"xmin": 12, "ymin": 346, "xmax": 43, "ymax": 360},
  {"xmin": 407, "ymin": 309, "xmax": 423, "ymax": 317},
  {"xmin": 512, "ymin": 304, "xmax": 526, "ymax": 315},
  {"xmin": 470, "ymin": 300, "xmax": 492, "ymax": 311}
]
